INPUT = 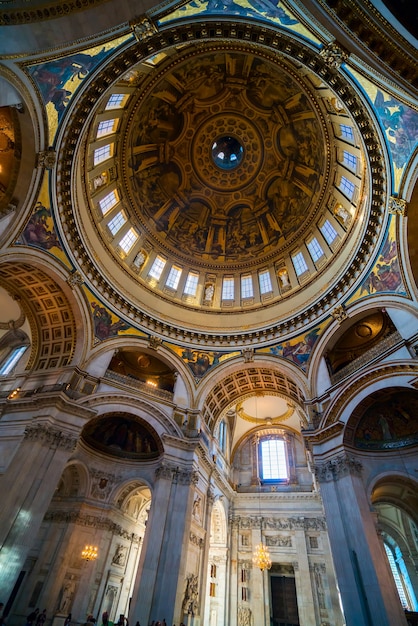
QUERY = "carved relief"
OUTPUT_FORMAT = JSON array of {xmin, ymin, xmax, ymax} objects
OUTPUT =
[
  {"xmin": 315, "ymin": 453, "xmax": 362, "ymax": 483},
  {"xmin": 24, "ymin": 424, "xmax": 77, "ymax": 451}
]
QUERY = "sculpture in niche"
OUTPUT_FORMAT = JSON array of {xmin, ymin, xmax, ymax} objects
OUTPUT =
[
  {"xmin": 182, "ymin": 573, "xmax": 199, "ymax": 616},
  {"xmin": 204, "ymin": 283, "xmax": 214, "ymax": 301},
  {"xmin": 112, "ymin": 544, "xmax": 127, "ymax": 566},
  {"xmin": 278, "ymin": 268, "xmax": 290, "ymax": 289},
  {"xmin": 193, "ymin": 496, "xmax": 202, "ymax": 521},
  {"xmin": 59, "ymin": 575, "xmax": 76, "ymax": 613}
]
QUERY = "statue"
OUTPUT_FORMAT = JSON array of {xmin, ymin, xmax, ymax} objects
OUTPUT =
[
  {"xmin": 204, "ymin": 283, "xmax": 214, "ymax": 301},
  {"xmin": 182, "ymin": 573, "xmax": 199, "ymax": 616},
  {"xmin": 59, "ymin": 575, "xmax": 76, "ymax": 613}
]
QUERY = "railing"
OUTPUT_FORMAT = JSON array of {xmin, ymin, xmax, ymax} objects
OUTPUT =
[
  {"xmin": 103, "ymin": 370, "xmax": 174, "ymax": 401},
  {"xmin": 330, "ymin": 331, "xmax": 402, "ymax": 384}
]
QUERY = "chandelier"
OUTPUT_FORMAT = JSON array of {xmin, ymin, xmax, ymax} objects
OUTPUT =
[
  {"xmin": 252, "ymin": 542, "xmax": 272, "ymax": 571},
  {"xmin": 81, "ymin": 545, "xmax": 98, "ymax": 561}
]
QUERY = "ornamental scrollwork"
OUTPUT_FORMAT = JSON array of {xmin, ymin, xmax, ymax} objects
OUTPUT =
[
  {"xmin": 314, "ymin": 453, "xmax": 363, "ymax": 482},
  {"xmin": 24, "ymin": 423, "xmax": 77, "ymax": 451}
]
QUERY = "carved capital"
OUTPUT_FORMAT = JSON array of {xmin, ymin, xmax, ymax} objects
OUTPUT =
[
  {"xmin": 155, "ymin": 463, "xmax": 198, "ymax": 485},
  {"xmin": 315, "ymin": 453, "xmax": 362, "ymax": 482},
  {"xmin": 242, "ymin": 347, "xmax": 254, "ymax": 363},
  {"xmin": 149, "ymin": 335, "xmax": 162, "ymax": 350},
  {"xmin": 24, "ymin": 423, "xmax": 77, "ymax": 451}
]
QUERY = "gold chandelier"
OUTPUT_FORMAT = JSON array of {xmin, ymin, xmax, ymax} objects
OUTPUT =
[
  {"xmin": 252, "ymin": 542, "xmax": 272, "ymax": 571},
  {"xmin": 81, "ymin": 545, "xmax": 98, "ymax": 561}
]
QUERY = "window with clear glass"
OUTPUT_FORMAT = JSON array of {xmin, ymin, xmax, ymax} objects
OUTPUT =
[
  {"xmin": 165, "ymin": 265, "xmax": 182, "ymax": 290},
  {"xmin": 184, "ymin": 272, "xmax": 199, "ymax": 296},
  {"xmin": 340, "ymin": 124, "xmax": 354, "ymax": 141},
  {"xmin": 94, "ymin": 144, "xmax": 112, "ymax": 165},
  {"xmin": 241, "ymin": 275, "xmax": 254, "ymax": 299},
  {"xmin": 119, "ymin": 228, "xmax": 138, "ymax": 254},
  {"xmin": 105, "ymin": 94, "xmax": 128, "ymax": 110},
  {"xmin": 97, "ymin": 119, "xmax": 118, "ymax": 138},
  {"xmin": 219, "ymin": 420, "xmax": 227, "ymax": 454},
  {"xmin": 384, "ymin": 543, "xmax": 409, "ymax": 609},
  {"xmin": 320, "ymin": 220, "xmax": 338, "ymax": 245},
  {"xmin": 0, "ymin": 345, "xmax": 28, "ymax": 376},
  {"xmin": 260, "ymin": 439, "xmax": 288, "ymax": 481},
  {"xmin": 99, "ymin": 190, "xmax": 118, "ymax": 215},
  {"xmin": 108, "ymin": 211, "xmax": 126, "ymax": 236},
  {"xmin": 343, "ymin": 150, "xmax": 357, "ymax": 170},
  {"xmin": 222, "ymin": 276, "xmax": 234, "ymax": 300},
  {"xmin": 292, "ymin": 251, "xmax": 309, "ymax": 276},
  {"xmin": 259, "ymin": 270, "xmax": 272, "ymax": 294},
  {"xmin": 339, "ymin": 176, "xmax": 355, "ymax": 199},
  {"xmin": 149, "ymin": 256, "xmax": 167, "ymax": 280},
  {"xmin": 307, "ymin": 237, "xmax": 324, "ymax": 263}
]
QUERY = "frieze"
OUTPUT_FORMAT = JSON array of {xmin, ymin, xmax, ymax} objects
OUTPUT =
[
  {"xmin": 44, "ymin": 510, "xmax": 141, "ymax": 542},
  {"xmin": 314, "ymin": 453, "xmax": 363, "ymax": 483},
  {"xmin": 266, "ymin": 535, "xmax": 292, "ymax": 547},
  {"xmin": 24, "ymin": 423, "xmax": 77, "ymax": 451},
  {"xmin": 230, "ymin": 514, "xmax": 326, "ymax": 531}
]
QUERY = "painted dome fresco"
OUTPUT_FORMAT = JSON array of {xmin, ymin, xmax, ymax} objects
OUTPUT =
[{"xmin": 59, "ymin": 34, "xmax": 384, "ymax": 344}]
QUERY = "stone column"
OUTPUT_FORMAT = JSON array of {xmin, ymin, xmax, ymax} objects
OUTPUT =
[
  {"xmin": 0, "ymin": 404, "xmax": 91, "ymax": 602},
  {"xmin": 199, "ymin": 487, "xmax": 216, "ymax": 623},
  {"xmin": 293, "ymin": 531, "xmax": 316, "ymax": 625},
  {"xmin": 315, "ymin": 452, "xmax": 408, "ymax": 626},
  {"xmin": 251, "ymin": 518, "xmax": 266, "ymax": 626},
  {"xmin": 129, "ymin": 463, "xmax": 197, "ymax": 626},
  {"xmin": 228, "ymin": 515, "xmax": 239, "ymax": 626}
]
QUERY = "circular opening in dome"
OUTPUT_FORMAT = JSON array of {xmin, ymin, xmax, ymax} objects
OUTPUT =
[{"xmin": 211, "ymin": 136, "xmax": 244, "ymax": 169}]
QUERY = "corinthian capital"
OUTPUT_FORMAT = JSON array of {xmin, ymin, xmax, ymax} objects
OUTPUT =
[{"xmin": 314, "ymin": 453, "xmax": 362, "ymax": 482}]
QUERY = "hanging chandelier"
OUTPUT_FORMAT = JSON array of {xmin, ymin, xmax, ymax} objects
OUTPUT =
[
  {"xmin": 81, "ymin": 545, "xmax": 98, "ymax": 561},
  {"xmin": 252, "ymin": 542, "xmax": 272, "ymax": 571}
]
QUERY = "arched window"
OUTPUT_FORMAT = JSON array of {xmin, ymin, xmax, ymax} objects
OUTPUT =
[
  {"xmin": 258, "ymin": 436, "xmax": 288, "ymax": 482},
  {"xmin": 0, "ymin": 329, "xmax": 30, "ymax": 376},
  {"xmin": 384, "ymin": 540, "xmax": 417, "ymax": 610}
]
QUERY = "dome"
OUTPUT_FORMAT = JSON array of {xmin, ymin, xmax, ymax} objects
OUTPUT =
[{"xmin": 58, "ymin": 34, "xmax": 383, "ymax": 346}]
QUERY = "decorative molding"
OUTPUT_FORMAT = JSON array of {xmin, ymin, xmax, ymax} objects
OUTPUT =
[
  {"xmin": 230, "ymin": 514, "xmax": 327, "ymax": 531},
  {"xmin": 44, "ymin": 510, "xmax": 141, "ymax": 542},
  {"xmin": 319, "ymin": 41, "xmax": 349, "ymax": 68},
  {"xmin": 37, "ymin": 148, "xmax": 57, "ymax": 170},
  {"xmin": 266, "ymin": 535, "xmax": 292, "ymax": 547},
  {"xmin": 130, "ymin": 16, "xmax": 158, "ymax": 42},
  {"xmin": 190, "ymin": 532, "xmax": 204, "ymax": 548},
  {"xmin": 24, "ymin": 423, "xmax": 77, "ymax": 451},
  {"xmin": 330, "ymin": 305, "xmax": 347, "ymax": 324},
  {"xmin": 242, "ymin": 347, "xmax": 254, "ymax": 363},
  {"xmin": 314, "ymin": 453, "xmax": 363, "ymax": 483},
  {"xmin": 89, "ymin": 468, "xmax": 120, "ymax": 500},
  {"xmin": 388, "ymin": 195, "xmax": 407, "ymax": 216},
  {"xmin": 67, "ymin": 271, "xmax": 84, "ymax": 288},
  {"xmin": 148, "ymin": 335, "xmax": 162, "ymax": 350},
  {"xmin": 155, "ymin": 463, "xmax": 199, "ymax": 485}
]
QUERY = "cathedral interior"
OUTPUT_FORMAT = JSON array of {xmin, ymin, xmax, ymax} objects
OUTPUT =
[{"xmin": 0, "ymin": 0, "xmax": 417, "ymax": 625}]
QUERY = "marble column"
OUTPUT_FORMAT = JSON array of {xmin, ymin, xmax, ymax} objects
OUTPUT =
[
  {"xmin": 199, "ymin": 487, "xmax": 215, "ymax": 624},
  {"xmin": 0, "ymin": 406, "xmax": 91, "ymax": 602},
  {"xmin": 129, "ymin": 463, "xmax": 198, "ymax": 626},
  {"xmin": 228, "ymin": 515, "xmax": 239, "ymax": 626},
  {"xmin": 316, "ymin": 452, "xmax": 408, "ymax": 626}
]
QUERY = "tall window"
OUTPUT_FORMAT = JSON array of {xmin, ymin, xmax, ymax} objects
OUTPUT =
[
  {"xmin": 343, "ymin": 150, "xmax": 357, "ymax": 170},
  {"xmin": 0, "ymin": 345, "xmax": 28, "ymax": 376},
  {"xmin": 259, "ymin": 270, "xmax": 272, "ymax": 294},
  {"xmin": 99, "ymin": 190, "xmax": 118, "ymax": 215},
  {"xmin": 241, "ymin": 274, "xmax": 254, "ymax": 299},
  {"xmin": 184, "ymin": 272, "xmax": 199, "ymax": 296},
  {"xmin": 339, "ymin": 124, "xmax": 354, "ymax": 141},
  {"xmin": 165, "ymin": 265, "xmax": 182, "ymax": 290},
  {"xmin": 222, "ymin": 276, "xmax": 235, "ymax": 300},
  {"xmin": 307, "ymin": 237, "xmax": 324, "ymax": 263},
  {"xmin": 260, "ymin": 438, "xmax": 288, "ymax": 481},
  {"xmin": 291, "ymin": 251, "xmax": 309, "ymax": 277},
  {"xmin": 93, "ymin": 144, "xmax": 112, "ymax": 165},
  {"xmin": 97, "ymin": 119, "xmax": 118, "ymax": 138},
  {"xmin": 320, "ymin": 220, "xmax": 338, "ymax": 245},
  {"xmin": 149, "ymin": 256, "xmax": 167, "ymax": 281},
  {"xmin": 384, "ymin": 540, "xmax": 417, "ymax": 610},
  {"xmin": 339, "ymin": 176, "xmax": 355, "ymax": 199},
  {"xmin": 219, "ymin": 419, "xmax": 227, "ymax": 454},
  {"xmin": 105, "ymin": 94, "xmax": 128, "ymax": 110},
  {"xmin": 119, "ymin": 228, "xmax": 138, "ymax": 254},
  {"xmin": 108, "ymin": 211, "xmax": 126, "ymax": 236}
]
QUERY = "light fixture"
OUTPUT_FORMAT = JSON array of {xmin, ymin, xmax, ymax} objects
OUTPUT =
[
  {"xmin": 81, "ymin": 545, "xmax": 98, "ymax": 561},
  {"xmin": 252, "ymin": 429, "xmax": 272, "ymax": 572},
  {"xmin": 252, "ymin": 542, "xmax": 272, "ymax": 571}
]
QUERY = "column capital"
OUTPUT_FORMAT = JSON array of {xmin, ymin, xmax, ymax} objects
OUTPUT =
[
  {"xmin": 314, "ymin": 452, "xmax": 362, "ymax": 483},
  {"xmin": 24, "ymin": 423, "xmax": 77, "ymax": 451},
  {"xmin": 155, "ymin": 463, "xmax": 198, "ymax": 485}
]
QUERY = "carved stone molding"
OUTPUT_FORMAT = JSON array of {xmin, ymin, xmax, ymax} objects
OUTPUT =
[
  {"xmin": 242, "ymin": 347, "xmax": 254, "ymax": 363},
  {"xmin": 266, "ymin": 535, "xmax": 292, "ymax": 547},
  {"xmin": 190, "ymin": 532, "xmax": 204, "ymax": 547},
  {"xmin": 155, "ymin": 463, "xmax": 198, "ymax": 485},
  {"xmin": 314, "ymin": 453, "xmax": 363, "ymax": 483},
  {"xmin": 230, "ymin": 514, "xmax": 327, "ymax": 531},
  {"xmin": 149, "ymin": 335, "xmax": 162, "ymax": 350},
  {"xmin": 37, "ymin": 148, "xmax": 57, "ymax": 170},
  {"xmin": 130, "ymin": 16, "xmax": 158, "ymax": 42},
  {"xmin": 44, "ymin": 510, "xmax": 141, "ymax": 542},
  {"xmin": 24, "ymin": 423, "xmax": 77, "ymax": 451},
  {"xmin": 89, "ymin": 468, "xmax": 120, "ymax": 500},
  {"xmin": 319, "ymin": 41, "xmax": 349, "ymax": 68},
  {"xmin": 330, "ymin": 305, "xmax": 347, "ymax": 324},
  {"xmin": 67, "ymin": 271, "xmax": 84, "ymax": 288},
  {"xmin": 388, "ymin": 195, "xmax": 407, "ymax": 216}
]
